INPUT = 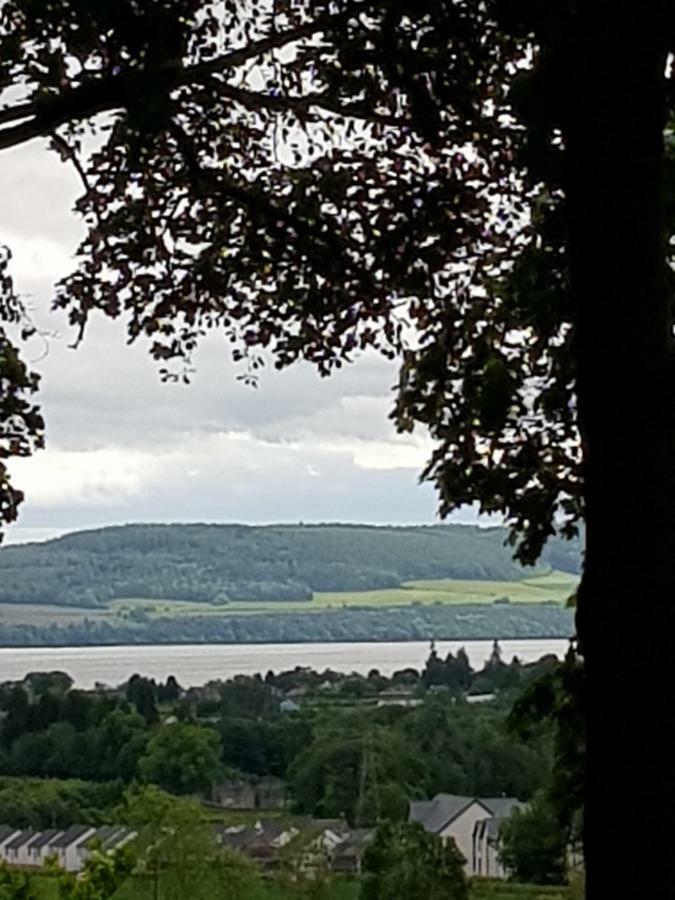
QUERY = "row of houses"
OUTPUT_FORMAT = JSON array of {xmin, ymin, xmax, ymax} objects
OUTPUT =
[
  {"xmin": 215, "ymin": 818, "xmax": 374, "ymax": 874},
  {"xmin": 409, "ymin": 792, "xmax": 525, "ymax": 879},
  {"xmin": 0, "ymin": 799, "xmax": 518, "ymax": 879},
  {"xmin": 0, "ymin": 824, "xmax": 137, "ymax": 872},
  {"xmin": 0, "ymin": 817, "xmax": 372, "ymax": 877}
]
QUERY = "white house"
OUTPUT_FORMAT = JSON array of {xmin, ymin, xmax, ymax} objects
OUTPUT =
[
  {"xmin": 49, "ymin": 826, "xmax": 97, "ymax": 872},
  {"xmin": 74, "ymin": 826, "xmax": 138, "ymax": 870},
  {"xmin": 0, "ymin": 826, "xmax": 19, "ymax": 861},
  {"xmin": 26, "ymin": 829, "xmax": 63, "ymax": 868},
  {"xmin": 4, "ymin": 830, "xmax": 35, "ymax": 867},
  {"xmin": 409, "ymin": 793, "xmax": 524, "ymax": 877}
]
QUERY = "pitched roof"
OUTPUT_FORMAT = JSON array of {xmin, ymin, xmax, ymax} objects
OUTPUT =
[
  {"xmin": 101, "ymin": 827, "xmax": 137, "ymax": 851},
  {"xmin": 332, "ymin": 828, "xmax": 374, "ymax": 857},
  {"xmin": 217, "ymin": 826, "xmax": 253, "ymax": 852},
  {"xmin": 409, "ymin": 794, "xmax": 524, "ymax": 835},
  {"xmin": 28, "ymin": 829, "xmax": 62, "ymax": 850},
  {"xmin": 80, "ymin": 825, "xmax": 117, "ymax": 847},
  {"xmin": 480, "ymin": 797, "xmax": 525, "ymax": 818},
  {"xmin": 483, "ymin": 817, "xmax": 505, "ymax": 841},
  {"xmin": 5, "ymin": 830, "xmax": 35, "ymax": 851},
  {"xmin": 0, "ymin": 826, "xmax": 18, "ymax": 846},
  {"xmin": 217, "ymin": 820, "xmax": 293, "ymax": 852},
  {"xmin": 409, "ymin": 795, "xmax": 486, "ymax": 833},
  {"xmin": 51, "ymin": 825, "xmax": 93, "ymax": 849}
]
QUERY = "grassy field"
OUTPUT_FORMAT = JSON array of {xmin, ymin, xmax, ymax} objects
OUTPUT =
[
  {"xmin": 471, "ymin": 879, "xmax": 570, "ymax": 899},
  {"xmin": 30, "ymin": 875, "xmax": 570, "ymax": 900},
  {"xmin": 106, "ymin": 570, "xmax": 578, "ymax": 618},
  {"xmin": 0, "ymin": 602, "xmax": 110, "ymax": 626},
  {"xmin": 0, "ymin": 571, "xmax": 578, "ymax": 629}
]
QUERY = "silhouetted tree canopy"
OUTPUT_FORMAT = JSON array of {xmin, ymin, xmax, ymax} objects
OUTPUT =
[
  {"xmin": 5, "ymin": 8, "xmax": 675, "ymax": 895},
  {"xmin": 0, "ymin": 0, "xmax": 586, "ymax": 561}
]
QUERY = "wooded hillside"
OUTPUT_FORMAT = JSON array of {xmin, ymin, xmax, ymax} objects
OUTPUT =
[{"xmin": 0, "ymin": 523, "xmax": 581, "ymax": 607}]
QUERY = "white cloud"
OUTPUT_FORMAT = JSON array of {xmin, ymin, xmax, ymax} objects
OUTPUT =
[
  {"xmin": 8, "ymin": 448, "xmax": 153, "ymax": 507},
  {"xmin": 350, "ymin": 438, "xmax": 432, "ymax": 471},
  {"xmin": 8, "ymin": 237, "xmax": 75, "ymax": 283}
]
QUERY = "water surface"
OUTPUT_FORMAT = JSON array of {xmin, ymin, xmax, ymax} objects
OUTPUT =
[{"xmin": 0, "ymin": 638, "xmax": 570, "ymax": 689}]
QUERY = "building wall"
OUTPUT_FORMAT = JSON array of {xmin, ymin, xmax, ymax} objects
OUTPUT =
[
  {"xmin": 0, "ymin": 832, "xmax": 19, "ymax": 864},
  {"xmin": 60, "ymin": 830, "xmax": 96, "ymax": 872},
  {"xmin": 16, "ymin": 841, "xmax": 34, "ymax": 867},
  {"xmin": 439, "ymin": 802, "xmax": 492, "ymax": 874}
]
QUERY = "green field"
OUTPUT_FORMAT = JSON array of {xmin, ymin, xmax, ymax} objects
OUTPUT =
[
  {"xmin": 0, "ymin": 602, "xmax": 110, "ymax": 626},
  {"xmin": 30, "ymin": 875, "xmax": 570, "ymax": 900},
  {"xmin": 108, "ymin": 570, "xmax": 577, "ymax": 616},
  {"xmin": 0, "ymin": 571, "xmax": 577, "ymax": 630},
  {"xmin": 471, "ymin": 882, "xmax": 569, "ymax": 900}
]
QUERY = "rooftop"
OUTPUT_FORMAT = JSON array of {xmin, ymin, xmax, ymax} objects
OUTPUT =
[
  {"xmin": 409, "ymin": 794, "xmax": 523, "ymax": 834},
  {"xmin": 51, "ymin": 825, "xmax": 94, "ymax": 849}
]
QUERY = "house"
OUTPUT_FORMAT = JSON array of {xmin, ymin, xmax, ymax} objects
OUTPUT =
[
  {"xmin": 0, "ymin": 826, "xmax": 19, "ymax": 859},
  {"xmin": 409, "ymin": 794, "xmax": 524, "ymax": 877},
  {"xmin": 50, "ymin": 826, "xmax": 97, "ymax": 872},
  {"xmin": 209, "ymin": 776, "xmax": 287, "ymax": 811},
  {"xmin": 473, "ymin": 816, "xmax": 508, "ymax": 878},
  {"xmin": 210, "ymin": 780, "xmax": 257, "ymax": 810},
  {"xmin": 100, "ymin": 826, "xmax": 137, "ymax": 854},
  {"xmin": 216, "ymin": 820, "xmax": 298, "ymax": 870},
  {"xmin": 0, "ymin": 824, "xmax": 136, "ymax": 873},
  {"xmin": 306, "ymin": 819, "xmax": 350, "ymax": 853},
  {"xmin": 4, "ymin": 830, "xmax": 35, "ymax": 867},
  {"xmin": 74, "ymin": 826, "xmax": 138, "ymax": 870},
  {"xmin": 215, "ymin": 818, "xmax": 360, "ymax": 874},
  {"xmin": 330, "ymin": 828, "xmax": 374, "ymax": 875},
  {"xmin": 26, "ymin": 829, "xmax": 62, "ymax": 867}
]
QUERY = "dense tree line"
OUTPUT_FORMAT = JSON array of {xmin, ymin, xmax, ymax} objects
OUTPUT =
[
  {"xmin": 0, "ymin": 602, "xmax": 574, "ymax": 648},
  {"xmin": 0, "ymin": 524, "xmax": 581, "ymax": 607},
  {"xmin": 0, "ymin": 652, "xmax": 560, "ymax": 831}
]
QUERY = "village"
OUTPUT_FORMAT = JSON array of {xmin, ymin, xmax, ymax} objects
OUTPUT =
[{"xmin": 0, "ymin": 789, "xmax": 519, "ymax": 879}]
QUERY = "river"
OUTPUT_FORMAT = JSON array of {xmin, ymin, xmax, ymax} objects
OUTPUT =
[{"xmin": 0, "ymin": 638, "xmax": 570, "ymax": 689}]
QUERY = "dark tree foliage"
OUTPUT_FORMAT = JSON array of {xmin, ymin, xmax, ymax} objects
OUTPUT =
[
  {"xmin": 360, "ymin": 821, "xmax": 468, "ymax": 900},
  {"xmin": 0, "ymin": 249, "xmax": 44, "ymax": 544},
  {"xmin": 508, "ymin": 646, "xmax": 584, "ymax": 842},
  {"xmin": 3, "ymin": 5, "xmax": 675, "ymax": 897},
  {"xmin": 126, "ymin": 674, "xmax": 160, "ymax": 724},
  {"xmin": 0, "ymin": 0, "xmax": 576, "ymax": 562},
  {"xmin": 499, "ymin": 793, "xmax": 568, "ymax": 886}
]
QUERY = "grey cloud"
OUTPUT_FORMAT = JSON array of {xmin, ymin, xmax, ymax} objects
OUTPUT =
[{"xmin": 2, "ymin": 134, "xmax": 474, "ymax": 540}]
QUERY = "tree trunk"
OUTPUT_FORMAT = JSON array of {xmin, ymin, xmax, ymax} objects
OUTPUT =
[{"xmin": 566, "ymin": 7, "xmax": 675, "ymax": 898}]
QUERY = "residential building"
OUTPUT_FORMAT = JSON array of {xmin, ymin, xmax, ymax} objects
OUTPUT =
[
  {"xmin": 409, "ymin": 793, "xmax": 524, "ymax": 877},
  {"xmin": 330, "ymin": 828, "xmax": 374, "ymax": 875},
  {"xmin": 0, "ymin": 827, "xmax": 19, "ymax": 858},
  {"xmin": 473, "ymin": 816, "xmax": 508, "ymax": 878},
  {"xmin": 4, "ymin": 831, "xmax": 35, "ymax": 867},
  {"xmin": 0, "ymin": 823, "xmax": 137, "ymax": 873},
  {"xmin": 209, "ymin": 776, "xmax": 287, "ymax": 811},
  {"xmin": 74, "ymin": 826, "xmax": 137, "ymax": 870},
  {"xmin": 26, "ymin": 830, "xmax": 62, "ymax": 868},
  {"xmin": 49, "ymin": 826, "xmax": 97, "ymax": 872}
]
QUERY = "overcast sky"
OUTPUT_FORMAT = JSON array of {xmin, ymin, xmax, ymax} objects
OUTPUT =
[{"xmin": 1, "ymin": 138, "xmax": 484, "ymax": 545}]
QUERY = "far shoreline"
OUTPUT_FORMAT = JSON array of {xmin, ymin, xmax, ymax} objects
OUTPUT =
[{"xmin": 0, "ymin": 631, "xmax": 575, "ymax": 652}]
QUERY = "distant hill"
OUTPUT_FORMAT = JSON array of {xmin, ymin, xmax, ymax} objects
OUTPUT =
[{"xmin": 0, "ymin": 523, "xmax": 581, "ymax": 608}]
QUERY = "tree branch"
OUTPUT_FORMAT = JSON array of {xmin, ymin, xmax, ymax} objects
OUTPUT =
[
  {"xmin": 0, "ymin": 80, "xmax": 126, "ymax": 150},
  {"xmin": 177, "ymin": 16, "xmax": 337, "ymax": 83},
  {"xmin": 0, "ymin": 15, "xmax": 344, "ymax": 151},
  {"xmin": 0, "ymin": 100, "xmax": 34, "ymax": 126},
  {"xmin": 168, "ymin": 121, "xmax": 374, "ymax": 286},
  {"xmin": 217, "ymin": 83, "xmax": 407, "ymax": 128}
]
